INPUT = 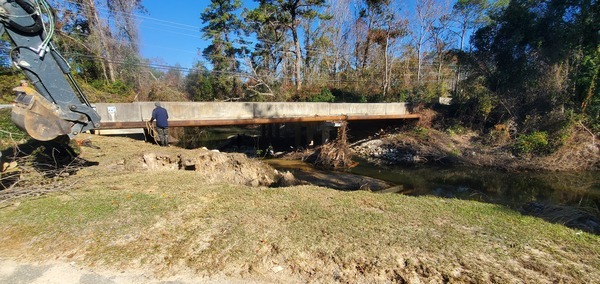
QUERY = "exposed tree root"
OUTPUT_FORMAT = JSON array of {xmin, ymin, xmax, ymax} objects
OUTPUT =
[{"xmin": 313, "ymin": 122, "xmax": 357, "ymax": 170}]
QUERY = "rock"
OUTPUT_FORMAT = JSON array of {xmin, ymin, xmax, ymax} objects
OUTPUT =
[{"xmin": 275, "ymin": 171, "xmax": 299, "ymax": 187}]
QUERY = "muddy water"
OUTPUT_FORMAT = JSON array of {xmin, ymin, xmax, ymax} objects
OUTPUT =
[{"xmin": 269, "ymin": 158, "xmax": 600, "ymax": 210}]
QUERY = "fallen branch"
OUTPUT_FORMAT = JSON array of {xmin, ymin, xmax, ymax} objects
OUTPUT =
[
  {"xmin": 578, "ymin": 121, "xmax": 597, "ymax": 146},
  {"xmin": 1, "ymin": 145, "xmax": 87, "ymax": 207}
]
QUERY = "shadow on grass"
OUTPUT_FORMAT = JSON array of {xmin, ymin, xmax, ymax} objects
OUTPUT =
[{"xmin": 519, "ymin": 202, "xmax": 600, "ymax": 235}]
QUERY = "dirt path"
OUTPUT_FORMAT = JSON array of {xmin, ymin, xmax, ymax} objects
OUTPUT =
[{"xmin": 0, "ymin": 258, "xmax": 264, "ymax": 284}]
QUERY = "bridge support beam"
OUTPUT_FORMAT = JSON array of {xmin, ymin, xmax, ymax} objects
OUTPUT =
[
  {"xmin": 322, "ymin": 126, "xmax": 330, "ymax": 144},
  {"xmin": 306, "ymin": 123, "xmax": 316, "ymax": 147},
  {"xmin": 294, "ymin": 124, "xmax": 301, "ymax": 148}
]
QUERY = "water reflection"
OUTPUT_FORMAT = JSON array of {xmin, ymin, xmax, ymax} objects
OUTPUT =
[
  {"xmin": 269, "ymin": 158, "xmax": 600, "ymax": 233},
  {"xmin": 267, "ymin": 157, "xmax": 599, "ymax": 210},
  {"xmin": 349, "ymin": 159, "xmax": 600, "ymax": 210}
]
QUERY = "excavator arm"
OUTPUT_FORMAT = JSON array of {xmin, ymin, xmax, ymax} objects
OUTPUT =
[{"xmin": 0, "ymin": 0, "xmax": 101, "ymax": 141}]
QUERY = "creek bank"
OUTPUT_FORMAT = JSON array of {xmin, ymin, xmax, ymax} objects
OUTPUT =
[
  {"xmin": 347, "ymin": 127, "xmax": 600, "ymax": 234},
  {"xmin": 350, "ymin": 127, "xmax": 600, "ymax": 172},
  {"xmin": 520, "ymin": 202, "xmax": 600, "ymax": 234}
]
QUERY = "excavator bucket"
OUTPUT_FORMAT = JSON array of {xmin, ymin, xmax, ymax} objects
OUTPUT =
[{"xmin": 11, "ymin": 88, "xmax": 72, "ymax": 141}]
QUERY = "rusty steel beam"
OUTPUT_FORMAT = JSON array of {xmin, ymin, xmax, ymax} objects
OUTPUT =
[{"xmin": 99, "ymin": 114, "xmax": 420, "ymax": 129}]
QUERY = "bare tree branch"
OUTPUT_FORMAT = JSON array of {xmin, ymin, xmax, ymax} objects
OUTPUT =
[{"xmin": 244, "ymin": 57, "xmax": 275, "ymax": 97}]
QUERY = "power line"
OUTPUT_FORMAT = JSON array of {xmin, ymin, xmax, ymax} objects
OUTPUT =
[
  {"xmin": 54, "ymin": 0, "xmax": 459, "ymax": 70},
  {"xmin": 61, "ymin": 51, "xmax": 459, "ymax": 86},
  {"xmin": 1, "ymin": 1, "xmax": 462, "ymax": 86}
]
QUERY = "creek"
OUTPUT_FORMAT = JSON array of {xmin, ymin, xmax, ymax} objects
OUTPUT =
[
  {"xmin": 267, "ymin": 157, "xmax": 600, "ymax": 211},
  {"xmin": 350, "ymin": 159, "xmax": 599, "ymax": 209},
  {"xmin": 186, "ymin": 126, "xmax": 599, "ymax": 210}
]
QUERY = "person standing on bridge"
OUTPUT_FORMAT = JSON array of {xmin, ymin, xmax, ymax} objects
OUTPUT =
[{"xmin": 150, "ymin": 102, "xmax": 169, "ymax": 146}]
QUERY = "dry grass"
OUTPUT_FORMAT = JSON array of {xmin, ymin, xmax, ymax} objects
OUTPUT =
[{"xmin": 0, "ymin": 135, "xmax": 599, "ymax": 283}]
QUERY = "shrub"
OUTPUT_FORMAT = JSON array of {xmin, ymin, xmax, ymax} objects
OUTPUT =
[
  {"xmin": 0, "ymin": 109, "xmax": 28, "ymax": 148},
  {"xmin": 446, "ymin": 124, "xmax": 468, "ymax": 136},
  {"xmin": 413, "ymin": 127, "xmax": 430, "ymax": 140},
  {"xmin": 330, "ymin": 88, "xmax": 366, "ymax": 103},
  {"xmin": 309, "ymin": 88, "xmax": 335, "ymax": 102},
  {"xmin": 387, "ymin": 89, "xmax": 410, "ymax": 103},
  {"xmin": 0, "ymin": 72, "xmax": 22, "ymax": 104},
  {"xmin": 512, "ymin": 131, "xmax": 549, "ymax": 156},
  {"xmin": 90, "ymin": 80, "xmax": 132, "ymax": 96}
]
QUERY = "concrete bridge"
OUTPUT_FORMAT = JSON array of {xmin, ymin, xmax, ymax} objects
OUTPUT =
[
  {"xmin": 95, "ymin": 102, "xmax": 419, "ymax": 129},
  {"xmin": 92, "ymin": 102, "xmax": 419, "ymax": 145}
]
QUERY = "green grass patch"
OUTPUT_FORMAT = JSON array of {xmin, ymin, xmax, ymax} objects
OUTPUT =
[{"xmin": 0, "ymin": 187, "xmax": 178, "ymax": 255}]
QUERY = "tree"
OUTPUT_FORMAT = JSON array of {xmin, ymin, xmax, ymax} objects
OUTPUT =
[
  {"xmin": 320, "ymin": 0, "xmax": 354, "ymax": 88},
  {"xmin": 368, "ymin": 3, "xmax": 406, "ymax": 97},
  {"xmin": 201, "ymin": 0, "xmax": 245, "ymax": 101},
  {"xmin": 107, "ymin": 0, "xmax": 145, "ymax": 52},
  {"xmin": 52, "ymin": 0, "xmax": 145, "ymax": 86},
  {"xmin": 448, "ymin": 0, "xmax": 488, "ymax": 96},
  {"xmin": 429, "ymin": 11, "xmax": 453, "ymax": 85},
  {"xmin": 356, "ymin": 0, "xmax": 384, "ymax": 70},
  {"xmin": 410, "ymin": 0, "xmax": 438, "ymax": 85},
  {"xmin": 450, "ymin": 0, "xmax": 487, "ymax": 52},
  {"xmin": 301, "ymin": 8, "xmax": 332, "ymax": 88},
  {"xmin": 164, "ymin": 65, "xmax": 185, "ymax": 90},
  {"xmin": 78, "ymin": 0, "xmax": 117, "ymax": 82},
  {"xmin": 471, "ymin": 0, "xmax": 599, "ymax": 130},
  {"xmin": 186, "ymin": 62, "xmax": 214, "ymax": 101},
  {"xmin": 248, "ymin": 0, "xmax": 329, "ymax": 97},
  {"xmin": 201, "ymin": 0, "xmax": 244, "ymax": 72},
  {"xmin": 0, "ymin": 40, "xmax": 11, "ymax": 68},
  {"xmin": 244, "ymin": 5, "xmax": 287, "ymax": 99}
]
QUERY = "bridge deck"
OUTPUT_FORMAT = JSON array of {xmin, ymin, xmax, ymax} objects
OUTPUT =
[{"xmin": 94, "ymin": 102, "xmax": 418, "ymax": 129}]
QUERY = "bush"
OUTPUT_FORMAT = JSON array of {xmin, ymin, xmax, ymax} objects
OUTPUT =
[
  {"xmin": 413, "ymin": 127, "xmax": 430, "ymax": 140},
  {"xmin": 368, "ymin": 93, "xmax": 384, "ymax": 103},
  {"xmin": 446, "ymin": 124, "xmax": 468, "ymax": 136},
  {"xmin": 0, "ymin": 109, "xmax": 28, "ymax": 148},
  {"xmin": 0, "ymin": 71, "xmax": 23, "ymax": 104},
  {"xmin": 90, "ymin": 80, "xmax": 132, "ymax": 95},
  {"xmin": 309, "ymin": 88, "xmax": 335, "ymax": 102},
  {"xmin": 411, "ymin": 83, "xmax": 444, "ymax": 104},
  {"xmin": 330, "ymin": 88, "xmax": 366, "ymax": 103},
  {"xmin": 386, "ymin": 89, "xmax": 410, "ymax": 103},
  {"xmin": 512, "ymin": 131, "xmax": 549, "ymax": 156}
]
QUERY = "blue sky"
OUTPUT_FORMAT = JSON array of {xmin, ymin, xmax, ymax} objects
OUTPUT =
[
  {"xmin": 137, "ymin": 1, "xmax": 451, "ymax": 73},
  {"xmin": 139, "ymin": 1, "xmax": 257, "ymax": 71}
]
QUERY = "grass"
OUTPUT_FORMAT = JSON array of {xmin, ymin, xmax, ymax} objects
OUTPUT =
[
  {"xmin": 0, "ymin": 135, "xmax": 599, "ymax": 283},
  {"xmin": 1, "ymin": 171, "xmax": 599, "ymax": 283}
]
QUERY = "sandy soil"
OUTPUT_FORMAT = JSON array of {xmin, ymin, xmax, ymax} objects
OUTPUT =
[{"xmin": 0, "ymin": 258, "xmax": 264, "ymax": 284}]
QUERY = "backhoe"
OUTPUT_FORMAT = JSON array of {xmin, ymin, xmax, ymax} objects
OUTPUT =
[{"xmin": 0, "ymin": 0, "xmax": 101, "ymax": 141}]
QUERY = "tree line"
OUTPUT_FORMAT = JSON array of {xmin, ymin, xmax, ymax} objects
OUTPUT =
[{"xmin": 0, "ymin": 0, "xmax": 597, "ymax": 137}]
